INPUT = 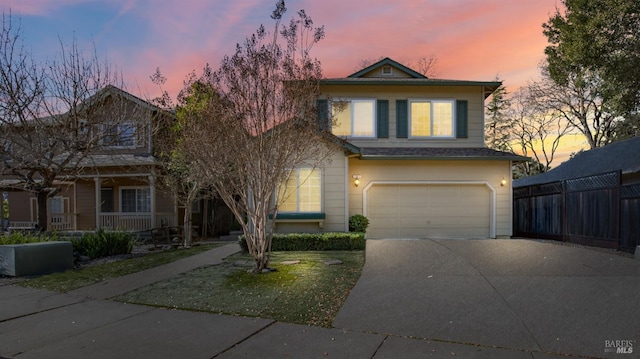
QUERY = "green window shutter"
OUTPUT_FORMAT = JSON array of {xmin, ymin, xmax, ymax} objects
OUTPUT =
[
  {"xmin": 456, "ymin": 100, "xmax": 468, "ymax": 138},
  {"xmin": 377, "ymin": 100, "xmax": 389, "ymax": 138},
  {"xmin": 317, "ymin": 99, "xmax": 328, "ymax": 130},
  {"xmin": 396, "ymin": 100, "xmax": 408, "ymax": 138}
]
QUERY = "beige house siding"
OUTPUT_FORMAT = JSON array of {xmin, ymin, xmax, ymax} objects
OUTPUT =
[
  {"xmin": 274, "ymin": 149, "xmax": 347, "ymax": 233},
  {"xmin": 347, "ymin": 159, "xmax": 513, "ymax": 238},
  {"xmin": 320, "ymin": 85, "xmax": 486, "ymax": 148}
]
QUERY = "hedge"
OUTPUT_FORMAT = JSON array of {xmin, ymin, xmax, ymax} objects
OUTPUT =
[{"xmin": 238, "ymin": 232, "xmax": 365, "ymax": 251}]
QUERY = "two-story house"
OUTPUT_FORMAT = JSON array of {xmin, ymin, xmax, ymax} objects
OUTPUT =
[
  {"xmin": 4, "ymin": 86, "xmax": 212, "ymax": 235},
  {"xmin": 273, "ymin": 58, "xmax": 525, "ymax": 239}
]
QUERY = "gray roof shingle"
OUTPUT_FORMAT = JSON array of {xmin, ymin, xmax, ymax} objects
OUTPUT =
[
  {"xmin": 513, "ymin": 137, "xmax": 640, "ymax": 188},
  {"xmin": 358, "ymin": 147, "xmax": 527, "ymax": 161}
]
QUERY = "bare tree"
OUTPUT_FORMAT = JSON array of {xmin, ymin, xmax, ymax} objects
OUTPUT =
[
  {"xmin": 509, "ymin": 84, "xmax": 572, "ymax": 176},
  {"xmin": 180, "ymin": 1, "xmax": 333, "ymax": 272},
  {"xmin": 0, "ymin": 13, "xmax": 126, "ymax": 230},
  {"xmin": 533, "ymin": 68, "xmax": 618, "ymax": 149}
]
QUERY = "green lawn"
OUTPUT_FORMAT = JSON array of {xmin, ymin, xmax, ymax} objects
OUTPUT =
[
  {"xmin": 115, "ymin": 251, "xmax": 364, "ymax": 327},
  {"xmin": 20, "ymin": 244, "xmax": 221, "ymax": 292}
]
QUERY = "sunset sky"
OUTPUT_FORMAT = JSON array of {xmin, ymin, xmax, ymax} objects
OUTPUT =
[
  {"xmin": 2, "ymin": 0, "xmax": 562, "ymax": 96},
  {"xmin": 1, "ymin": 0, "xmax": 584, "ymax": 164}
]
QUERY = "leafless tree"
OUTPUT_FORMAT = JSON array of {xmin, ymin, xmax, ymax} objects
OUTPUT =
[
  {"xmin": 178, "ymin": 1, "xmax": 333, "ymax": 272},
  {"xmin": 509, "ymin": 84, "xmax": 572, "ymax": 176},
  {"xmin": 533, "ymin": 68, "xmax": 618, "ymax": 149},
  {"xmin": 0, "ymin": 12, "xmax": 127, "ymax": 230}
]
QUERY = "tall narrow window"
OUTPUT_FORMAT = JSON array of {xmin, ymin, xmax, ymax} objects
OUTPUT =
[{"xmin": 278, "ymin": 169, "xmax": 321, "ymax": 213}]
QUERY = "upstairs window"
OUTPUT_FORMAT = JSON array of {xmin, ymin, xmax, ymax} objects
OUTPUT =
[
  {"xmin": 409, "ymin": 99, "xmax": 455, "ymax": 138},
  {"xmin": 278, "ymin": 168, "xmax": 321, "ymax": 213},
  {"xmin": 332, "ymin": 99, "xmax": 376, "ymax": 138},
  {"xmin": 102, "ymin": 122, "xmax": 136, "ymax": 147}
]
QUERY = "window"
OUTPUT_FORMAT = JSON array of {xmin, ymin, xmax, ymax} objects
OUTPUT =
[
  {"xmin": 332, "ymin": 99, "xmax": 376, "ymax": 137},
  {"xmin": 381, "ymin": 65, "xmax": 393, "ymax": 75},
  {"xmin": 409, "ymin": 99, "xmax": 455, "ymax": 138},
  {"xmin": 121, "ymin": 187, "xmax": 150, "ymax": 213},
  {"xmin": 278, "ymin": 168, "xmax": 321, "ymax": 213},
  {"xmin": 49, "ymin": 197, "xmax": 64, "ymax": 214},
  {"xmin": 100, "ymin": 188, "xmax": 114, "ymax": 213},
  {"xmin": 102, "ymin": 122, "xmax": 136, "ymax": 147}
]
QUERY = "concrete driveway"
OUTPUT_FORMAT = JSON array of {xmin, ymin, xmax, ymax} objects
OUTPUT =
[{"xmin": 333, "ymin": 239, "xmax": 640, "ymax": 358}]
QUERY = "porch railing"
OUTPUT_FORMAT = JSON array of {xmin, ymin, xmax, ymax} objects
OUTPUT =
[
  {"xmin": 99, "ymin": 212, "xmax": 176, "ymax": 231},
  {"xmin": 50, "ymin": 213, "xmax": 77, "ymax": 231}
]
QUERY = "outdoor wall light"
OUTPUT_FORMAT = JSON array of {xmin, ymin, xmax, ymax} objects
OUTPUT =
[
  {"xmin": 501, "ymin": 178, "xmax": 507, "ymax": 187},
  {"xmin": 352, "ymin": 174, "xmax": 362, "ymax": 187}
]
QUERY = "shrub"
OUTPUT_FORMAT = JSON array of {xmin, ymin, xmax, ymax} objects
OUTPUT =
[
  {"xmin": 0, "ymin": 231, "xmax": 60, "ymax": 245},
  {"xmin": 348, "ymin": 214, "xmax": 369, "ymax": 233},
  {"xmin": 72, "ymin": 229, "xmax": 134, "ymax": 259},
  {"xmin": 238, "ymin": 232, "xmax": 365, "ymax": 252}
]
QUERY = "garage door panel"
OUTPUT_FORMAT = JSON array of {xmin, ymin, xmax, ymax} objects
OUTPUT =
[{"xmin": 366, "ymin": 184, "xmax": 490, "ymax": 239}]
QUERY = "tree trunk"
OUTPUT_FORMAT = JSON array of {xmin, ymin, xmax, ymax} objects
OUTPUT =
[
  {"xmin": 36, "ymin": 191, "xmax": 48, "ymax": 231},
  {"xmin": 0, "ymin": 195, "xmax": 5, "ymax": 231},
  {"xmin": 183, "ymin": 204, "xmax": 192, "ymax": 248}
]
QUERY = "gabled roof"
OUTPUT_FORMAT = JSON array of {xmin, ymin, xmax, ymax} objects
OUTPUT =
[
  {"xmin": 514, "ymin": 137, "xmax": 640, "ymax": 187},
  {"xmin": 80, "ymin": 85, "xmax": 171, "ymax": 115},
  {"xmin": 348, "ymin": 57, "xmax": 427, "ymax": 79},
  {"xmin": 321, "ymin": 57, "xmax": 501, "ymax": 99}
]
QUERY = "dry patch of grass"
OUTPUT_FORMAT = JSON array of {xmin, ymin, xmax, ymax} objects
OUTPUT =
[{"xmin": 115, "ymin": 251, "xmax": 364, "ymax": 327}]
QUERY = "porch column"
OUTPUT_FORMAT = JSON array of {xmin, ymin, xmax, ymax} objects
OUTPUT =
[
  {"xmin": 94, "ymin": 177, "xmax": 101, "ymax": 229},
  {"xmin": 149, "ymin": 175, "xmax": 156, "ymax": 228}
]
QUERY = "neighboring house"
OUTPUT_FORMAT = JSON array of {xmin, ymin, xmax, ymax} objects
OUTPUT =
[
  {"xmin": 513, "ymin": 137, "xmax": 640, "ymax": 251},
  {"xmin": 2, "ymin": 86, "xmax": 219, "ymax": 235},
  {"xmin": 274, "ymin": 58, "xmax": 526, "ymax": 239}
]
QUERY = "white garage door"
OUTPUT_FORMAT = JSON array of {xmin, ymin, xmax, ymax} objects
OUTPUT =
[{"xmin": 366, "ymin": 184, "xmax": 491, "ymax": 239}]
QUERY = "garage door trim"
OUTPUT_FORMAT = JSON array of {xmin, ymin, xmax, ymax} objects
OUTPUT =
[{"xmin": 362, "ymin": 180, "xmax": 496, "ymax": 238}]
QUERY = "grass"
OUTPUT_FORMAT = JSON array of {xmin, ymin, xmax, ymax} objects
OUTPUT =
[
  {"xmin": 19, "ymin": 244, "xmax": 221, "ymax": 292},
  {"xmin": 115, "ymin": 250, "xmax": 365, "ymax": 327}
]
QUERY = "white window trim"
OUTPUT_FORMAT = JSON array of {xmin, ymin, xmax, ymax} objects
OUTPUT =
[
  {"xmin": 119, "ymin": 186, "xmax": 151, "ymax": 213},
  {"xmin": 331, "ymin": 99, "xmax": 377, "ymax": 138},
  {"xmin": 381, "ymin": 65, "xmax": 393, "ymax": 76},
  {"xmin": 408, "ymin": 98, "xmax": 456, "ymax": 139},
  {"xmin": 278, "ymin": 168, "xmax": 323, "ymax": 213}
]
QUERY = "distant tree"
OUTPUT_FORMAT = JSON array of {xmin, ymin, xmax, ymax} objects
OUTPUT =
[
  {"xmin": 178, "ymin": 1, "xmax": 333, "ymax": 272},
  {"xmin": 0, "ymin": 13, "xmax": 127, "ymax": 230},
  {"xmin": 484, "ymin": 77, "xmax": 512, "ymax": 151},
  {"xmin": 508, "ymin": 84, "xmax": 572, "ymax": 176}
]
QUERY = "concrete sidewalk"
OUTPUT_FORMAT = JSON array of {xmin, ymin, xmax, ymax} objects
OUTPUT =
[{"xmin": 0, "ymin": 240, "xmax": 632, "ymax": 358}]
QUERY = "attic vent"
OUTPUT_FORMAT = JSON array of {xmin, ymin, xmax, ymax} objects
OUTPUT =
[{"xmin": 381, "ymin": 65, "xmax": 393, "ymax": 76}]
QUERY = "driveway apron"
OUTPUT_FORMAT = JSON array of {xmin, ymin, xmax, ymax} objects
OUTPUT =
[{"xmin": 332, "ymin": 239, "xmax": 640, "ymax": 358}]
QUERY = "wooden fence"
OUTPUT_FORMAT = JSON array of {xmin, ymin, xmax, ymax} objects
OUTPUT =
[{"xmin": 514, "ymin": 171, "xmax": 640, "ymax": 252}]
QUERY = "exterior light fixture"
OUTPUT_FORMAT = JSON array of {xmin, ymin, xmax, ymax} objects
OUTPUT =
[
  {"xmin": 501, "ymin": 178, "xmax": 507, "ymax": 187},
  {"xmin": 352, "ymin": 174, "xmax": 361, "ymax": 187}
]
